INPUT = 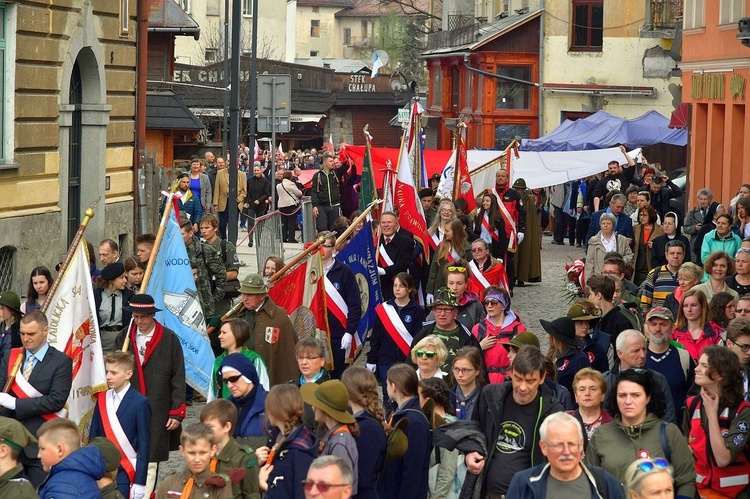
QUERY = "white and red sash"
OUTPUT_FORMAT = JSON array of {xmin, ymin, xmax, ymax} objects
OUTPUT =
[
  {"xmin": 446, "ymin": 247, "xmax": 461, "ymax": 263},
  {"xmin": 468, "ymin": 260, "xmax": 492, "ymax": 289},
  {"xmin": 324, "ymin": 275, "xmax": 349, "ymax": 329},
  {"xmin": 481, "ymin": 212, "xmax": 501, "ymax": 243},
  {"xmin": 375, "ymin": 303, "xmax": 413, "ymax": 356},
  {"xmin": 378, "ymin": 244, "xmax": 395, "ymax": 268},
  {"xmin": 492, "ymin": 187, "xmax": 518, "ymax": 252},
  {"xmin": 429, "ymin": 231, "xmax": 442, "ymax": 251},
  {"xmin": 7, "ymin": 348, "xmax": 67, "ymax": 421},
  {"xmin": 97, "ymin": 390, "xmax": 137, "ymax": 483}
]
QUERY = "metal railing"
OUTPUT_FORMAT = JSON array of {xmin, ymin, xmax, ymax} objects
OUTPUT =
[
  {"xmin": 251, "ymin": 210, "xmax": 284, "ymax": 273},
  {"xmin": 427, "ymin": 21, "xmax": 478, "ymax": 50},
  {"xmin": 650, "ymin": 0, "xmax": 683, "ymax": 30}
]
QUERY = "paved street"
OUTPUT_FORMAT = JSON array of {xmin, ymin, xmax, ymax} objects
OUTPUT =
[{"xmin": 159, "ymin": 232, "xmax": 586, "ymax": 478}]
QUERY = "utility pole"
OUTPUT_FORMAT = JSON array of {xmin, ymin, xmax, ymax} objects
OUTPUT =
[{"xmin": 228, "ymin": 0, "xmax": 241, "ymax": 243}]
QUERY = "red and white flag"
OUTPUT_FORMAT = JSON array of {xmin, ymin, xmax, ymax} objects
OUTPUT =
[
  {"xmin": 254, "ymin": 140, "xmax": 261, "ymax": 162},
  {"xmin": 45, "ymin": 238, "xmax": 106, "ymax": 429},
  {"xmin": 455, "ymin": 125, "xmax": 476, "ymax": 212},
  {"xmin": 277, "ymin": 142, "xmax": 284, "ymax": 158},
  {"xmin": 326, "ymin": 134, "xmax": 335, "ymax": 153}
]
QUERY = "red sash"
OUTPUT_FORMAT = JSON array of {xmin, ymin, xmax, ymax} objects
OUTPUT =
[
  {"xmin": 378, "ymin": 244, "xmax": 395, "ymax": 268},
  {"xmin": 481, "ymin": 213, "xmax": 501, "ymax": 243},
  {"xmin": 429, "ymin": 231, "xmax": 442, "ymax": 251},
  {"xmin": 96, "ymin": 391, "xmax": 137, "ymax": 483},
  {"xmin": 7, "ymin": 348, "xmax": 66, "ymax": 421},
  {"xmin": 375, "ymin": 303, "xmax": 413, "ymax": 356},
  {"xmin": 324, "ymin": 276, "xmax": 349, "ymax": 329},
  {"xmin": 492, "ymin": 187, "xmax": 518, "ymax": 252}
]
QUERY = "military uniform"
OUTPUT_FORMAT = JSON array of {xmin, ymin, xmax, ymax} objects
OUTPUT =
[
  {"xmin": 213, "ymin": 438, "xmax": 260, "ymax": 499},
  {"xmin": 100, "ymin": 481, "xmax": 126, "ymax": 499},
  {"xmin": 186, "ymin": 236, "xmax": 227, "ymax": 318},
  {"xmin": 156, "ymin": 469, "xmax": 232, "ymax": 499},
  {"xmin": 0, "ymin": 464, "xmax": 36, "ymax": 499},
  {"xmin": 206, "ymin": 237, "xmax": 240, "ymax": 316}
]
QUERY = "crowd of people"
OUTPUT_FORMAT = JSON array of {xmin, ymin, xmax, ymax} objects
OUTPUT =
[{"xmin": 4, "ymin": 145, "xmax": 750, "ymax": 499}]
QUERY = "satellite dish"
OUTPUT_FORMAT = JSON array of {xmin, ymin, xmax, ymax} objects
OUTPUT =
[{"xmin": 374, "ymin": 50, "xmax": 389, "ymax": 67}]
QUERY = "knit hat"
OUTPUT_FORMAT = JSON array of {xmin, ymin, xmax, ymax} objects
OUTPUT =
[
  {"xmin": 89, "ymin": 437, "xmax": 122, "ymax": 473},
  {"xmin": 101, "ymin": 262, "xmax": 125, "ymax": 281},
  {"xmin": 300, "ymin": 380, "xmax": 356, "ymax": 424},
  {"xmin": 219, "ymin": 353, "xmax": 260, "ymax": 386}
]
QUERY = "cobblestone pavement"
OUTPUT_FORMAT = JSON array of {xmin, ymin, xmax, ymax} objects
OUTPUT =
[{"xmin": 159, "ymin": 232, "xmax": 586, "ymax": 478}]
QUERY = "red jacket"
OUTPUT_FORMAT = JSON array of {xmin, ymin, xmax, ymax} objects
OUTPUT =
[{"xmin": 671, "ymin": 322, "xmax": 722, "ymax": 362}]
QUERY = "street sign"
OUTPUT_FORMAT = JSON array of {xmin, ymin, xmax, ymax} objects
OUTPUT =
[
  {"xmin": 258, "ymin": 116, "xmax": 291, "ymax": 133},
  {"xmin": 397, "ymin": 108, "xmax": 409, "ymax": 123},
  {"xmin": 257, "ymin": 74, "xmax": 291, "ymax": 118}
]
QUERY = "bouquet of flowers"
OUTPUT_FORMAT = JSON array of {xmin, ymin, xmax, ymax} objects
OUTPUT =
[{"xmin": 563, "ymin": 258, "xmax": 586, "ymax": 303}]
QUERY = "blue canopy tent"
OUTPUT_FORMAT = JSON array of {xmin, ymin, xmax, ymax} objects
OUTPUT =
[{"xmin": 520, "ymin": 110, "xmax": 688, "ymax": 151}]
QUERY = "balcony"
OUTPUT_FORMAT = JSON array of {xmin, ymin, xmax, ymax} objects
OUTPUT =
[
  {"xmin": 426, "ymin": 22, "xmax": 478, "ymax": 51},
  {"xmin": 345, "ymin": 35, "xmax": 372, "ymax": 48},
  {"xmin": 641, "ymin": 0, "xmax": 683, "ymax": 38}
]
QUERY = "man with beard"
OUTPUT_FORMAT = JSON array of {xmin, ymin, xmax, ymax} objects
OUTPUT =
[{"xmin": 591, "ymin": 146, "xmax": 638, "ymax": 211}]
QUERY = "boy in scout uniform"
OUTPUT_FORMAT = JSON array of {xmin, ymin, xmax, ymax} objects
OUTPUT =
[
  {"xmin": 0, "ymin": 416, "xmax": 36, "ymax": 498},
  {"xmin": 200, "ymin": 399, "xmax": 260, "ymax": 499},
  {"xmin": 156, "ymin": 423, "xmax": 233, "ymax": 499},
  {"xmin": 89, "ymin": 437, "xmax": 127, "ymax": 499}
]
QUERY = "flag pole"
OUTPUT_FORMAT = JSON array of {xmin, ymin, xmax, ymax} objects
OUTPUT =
[
  {"xmin": 42, "ymin": 196, "xmax": 101, "ymax": 313},
  {"xmin": 122, "ymin": 195, "xmax": 174, "ymax": 352},
  {"xmin": 269, "ymin": 236, "xmax": 327, "ymax": 284},
  {"xmin": 336, "ymin": 198, "xmax": 383, "ymax": 248},
  {"xmin": 450, "ymin": 122, "xmax": 462, "ymax": 202}
]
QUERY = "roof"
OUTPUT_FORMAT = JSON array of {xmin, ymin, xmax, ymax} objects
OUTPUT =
[
  {"xmin": 295, "ymin": 58, "xmax": 371, "ymax": 73},
  {"xmin": 148, "ymin": 0, "xmax": 200, "ymax": 39},
  {"xmin": 172, "ymin": 84, "xmax": 337, "ymax": 115},
  {"xmin": 335, "ymin": 0, "xmax": 430, "ymax": 17},
  {"xmin": 146, "ymin": 91, "xmax": 203, "ymax": 130},
  {"xmin": 423, "ymin": 9, "xmax": 541, "ymax": 56},
  {"xmin": 298, "ymin": 0, "xmax": 355, "ymax": 7}
]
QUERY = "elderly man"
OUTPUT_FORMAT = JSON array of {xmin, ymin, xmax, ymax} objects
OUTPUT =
[
  {"xmin": 115, "ymin": 294, "xmax": 185, "ymax": 497},
  {"xmin": 0, "ymin": 311, "xmax": 72, "ymax": 487},
  {"xmin": 645, "ymin": 307, "xmax": 694, "ymax": 416},
  {"xmin": 506, "ymin": 412, "xmax": 624, "ymax": 498},
  {"xmin": 603, "ymin": 329, "xmax": 677, "ymax": 424},
  {"xmin": 234, "ymin": 274, "xmax": 298, "ymax": 385},
  {"xmin": 99, "ymin": 239, "xmax": 120, "ymax": 267},
  {"xmin": 303, "ymin": 455, "xmax": 354, "ymax": 499},
  {"xmin": 376, "ymin": 212, "xmax": 412, "ymax": 301},
  {"xmin": 585, "ymin": 192, "xmax": 634, "ymax": 245}
]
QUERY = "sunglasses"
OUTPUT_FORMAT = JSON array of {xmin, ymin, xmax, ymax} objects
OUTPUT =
[
  {"xmin": 222, "ymin": 374, "xmax": 242, "ymax": 384},
  {"xmin": 447, "ymin": 266, "xmax": 467, "ymax": 273},
  {"xmin": 483, "ymin": 299, "xmax": 501, "ymax": 306},
  {"xmin": 636, "ymin": 458, "xmax": 670, "ymax": 473},
  {"xmin": 301, "ymin": 481, "xmax": 349, "ymax": 493},
  {"xmin": 416, "ymin": 350, "xmax": 437, "ymax": 359}
]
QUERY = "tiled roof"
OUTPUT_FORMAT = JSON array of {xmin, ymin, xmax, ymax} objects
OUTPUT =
[
  {"xmin": 335, "ymin": 0, "xmax": 430, "ymax": 17},
  {"xmin": 298, "ymin": 0, "xmax": 355, "ymax": 7},
  {"xmin": 146, "ymin": 91, "xmax": 203, "ymax": 130}
]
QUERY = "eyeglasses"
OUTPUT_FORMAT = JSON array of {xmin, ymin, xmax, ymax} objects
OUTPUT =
[
  {"xmin": 483, "ymin": 299, "xmax": 500, "ymax": 306},
  {"xmin": 447, "ymin": 266, "xmax": 467, "ymax": 273},
  {"xmin": 452, "ymin": 367, "xmax": 475, "ymax": 375},
  {"xmin": 301, "ymin": 481, "xmax": 349, "ymax": 493},
  {"xmin": 296, "ymin": 356, "xmax": 322, "ymax": 362},
  {"xmin": 543, "ymin": 441, "xmax": 581, "ymax": 452},
  {"xmin": 736, "ymin": 308, "xmax": 750, "ymax": 315},
  {"xmin": 433, "ymin": 307, "xmax": 455, "ymax": 314},
  {"xmin": 415, "ymin": 350, "xmax": 437, "ymax": 359},
  {"xmin": 222, "ymin": 374, "xmax": 242, "ymax": 384},
  {"xmin": 731, "ymin": 341, "xmax": 750, "ymax": 352}
]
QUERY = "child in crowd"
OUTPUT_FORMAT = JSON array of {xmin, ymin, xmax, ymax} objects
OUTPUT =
[
  {"xmin": 200, "ymin": 399, "xmax": 261, "ymax": 499},
  {"xmin": 89, "ymin": 436, "xmax": 127, "ymax": 499},
  {"xmin": 90, "ymin": 351, "xmax": 151, "ymax": 499}
]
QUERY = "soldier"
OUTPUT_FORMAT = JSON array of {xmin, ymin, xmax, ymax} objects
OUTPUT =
[
  {"xmin": 180, "ymin": 219, "xmax": 227, "ymax": 319},
  {"xmin": 0, "ymin": 417, "xmax": 37, "ymax": 498},
  {"xmin": 200, "ymin": 213, "xmax": 240, "ymax": 317}
]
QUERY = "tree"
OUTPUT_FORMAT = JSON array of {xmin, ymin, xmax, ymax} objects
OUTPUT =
[
  {"xmin": 375, "ymin": 12, "xmax": 428, "ymax": 86},
  {"xmin": 380, "ymin": 0, "xmax": 442, "ymax": 32}
]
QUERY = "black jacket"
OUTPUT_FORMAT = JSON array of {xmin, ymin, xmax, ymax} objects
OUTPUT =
[
  {"xmin": 94, "ymin": 287, "xmax": 135, "ymax": 328},
  {"xmin": 311, "ymin": 168, "xmax": 341, "ymax": 207},
  {"xmin": 246, "ymin": 175, "xmax": 271, "ymax": 205},
  {"xmin": 378, "ymin": 232, "xmax": 413, "ymax": 301},
  {"xmin": 649, "ymin": 182, "xmax": 683, "ymax": 219},
  {"xmin": 651, "ymin": 234, "xmax": 691, "ymax": 268}
]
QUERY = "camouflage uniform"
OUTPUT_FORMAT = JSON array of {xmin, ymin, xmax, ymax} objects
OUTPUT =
[
  {"xmin": 100, "ymin": 481, "xmax": 126, "ymax": 499},
  {"xmin": 156, "ymin": 469, "xmax": 232, "ymax": 499},
  {"xmin": 206, "ymin": 237, "xmax": 241, "ymax": 316},
  {"xmin": 185, "ymin": 236, "xmax": 227, "ymax": 318},
  {"xmin": 213, "ymin": 438, "xmax": 260, "ymax": 499},
  {"xmin": 0, "ymin": 464, "xmax": 37, "ymax": 499}
]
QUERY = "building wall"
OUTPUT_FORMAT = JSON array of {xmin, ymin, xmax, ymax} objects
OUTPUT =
[
  {"xmin": 542, "ymin": 2, "xmax": 679, "ymax": 134},
  {"xmin": 173, "ymin": 0, "xmax": 287, "ymax": 64},
  {"xmin": 682, "ymin": 0, "xmax": 750, "ymax": 206},
  {"xmin": 0, "ymin": 0, "xmax": 136, "ymax": 291},
  {"xmin": 295, "ymin": 5, "xmax": 342, "ymax": 58}
]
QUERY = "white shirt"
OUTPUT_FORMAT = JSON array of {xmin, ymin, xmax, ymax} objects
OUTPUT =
[
  {"xmin": 111, "ymin": 382, "xmax": 131, "ymax": 411},
  {"xmin": 600, "ymin": 233, "xmax": 617, "ymax": 253},
  {"xmin": 135, "ymin": 325, "xmax": 156, "ymax": 364}
]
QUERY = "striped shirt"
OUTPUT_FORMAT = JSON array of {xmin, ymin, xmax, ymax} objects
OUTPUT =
[{"xmin": 640, "ymin": 265, "xmax": 679, "ymax": 311}]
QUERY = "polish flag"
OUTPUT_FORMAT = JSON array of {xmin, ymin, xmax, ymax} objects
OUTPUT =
[
  {"xmin": 254, "ymin": 140, "xmax": 261, "ymax": 162},
  {"xmin": 277, "ymin": 142, "xmax": 284, "ymax": 158}
]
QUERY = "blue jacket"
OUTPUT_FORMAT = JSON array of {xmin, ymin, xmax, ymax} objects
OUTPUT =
[
  {"xmin": 506, "ymin": 462, "xmax": 625, "ymax": 499},
  {"xmin": 585, "ymin": 208, "xmax": 634, "ymax": 245},
  {"xmin": 354, "ymin": 411, "xmax": 387, "ymax": 499},
  {"xmin": 367, "ymin": 299, "xmax": 426, "ymax": 366},
  {"xmin": 266, "ymin": 425, "xmax": 318, "ymax": 499},
  {"xmin": 326, "ymin": 259, "xmax": 362, "ymax": 340},
  {"xmin": 232, "ymin": 387, "xmax": 267, "ymax": 438},
  {"xmin": 380, "ymin": 396, "xmax": 431, "ymax": 499},
  {"xmin": 583, "ymin": 334, "xmax": 610, "ymax": 373},
  {"xmin": 555, "ymin": 348, "xmax": 591, "ymax": 399},
  {"xmin": 38, "ymin": 445, "xmax": 106, "ymax": 499}
]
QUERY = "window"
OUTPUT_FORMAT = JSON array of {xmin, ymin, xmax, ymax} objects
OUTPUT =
[
  {"xmin": 720, "ymin": 0, "xmax": 744, "ymax": 24},
  {"xmin": 361, "ymin": 20, "xmax": 368, "ymax": 38},
  {"xmin": 205, "ymin": 48, "xmax": 218, "ymax": 62},
  {"xmin": 311, "ymin": 20, "xmax": 320, "ymax": 38},
  {"xmin": 684, "ymin": 0, "xmax": 705, "ymax": 29},
  {"xmin": 312, "ymin": 6, "xmax": 319, "ymax": 12},
  {"xmin": 343, "ymin": 28, "xmax": 351, "ymax": 45},
  {"xmin": 451, "ymin": 67, "xmax": 460, "ymax": 108},
  {"xmin": 495, "ymin": 66, "xmax": 532, "ymax": 110},
  {"xmin": 0, "ymin": 246, "xmax": 14, "ymax": 292},
  {"xmin": 310, "ymin": 50, "xmax": 318, "ymax": 57},
  {"xmin": 571, "ymin": 0, "xmax": 603, "ymax": 51},
  {"xmin": 119, "ymin": 0, "xmax": 129, "ymax": 35},
  {"xmin": 432, "ymin": 67, "xmax": 442, "ymax": 107},
  {"xmin": 242, "ymin": 0, "xmax": 252, "ymax": 16},
  {"xmin": 494, "ymin": 124, "xmax": 530, "ymax": 150},
  {"xmin": 176, "ymin": 0, "xmax": 190, "ymax": 14}
]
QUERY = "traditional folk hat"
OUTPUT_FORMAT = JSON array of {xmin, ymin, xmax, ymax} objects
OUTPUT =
[
  {"xmin": 300, "ymin": 380, "xmax": 356, "ymax": 425},
  {"xmin": 540, "ymin": 317, "xmax": 582, "ymax": 348},
  {"xmin": 238, "ymin": 274, "xmax": 268, "ymax": 295},
  {"xmin": 122, "ymin": 294, "xmax": 161, "ymax": 314},
  {"xmin": 512, "ymin": 178, "xmax": 527, "ymax": 189},
  {"xmin": 386, "ymin": 417, "xmax": 410, "ymax": 460},
  {"xmin": 567, "ymin": 302, "xmax": 600, "ymax": 322}
]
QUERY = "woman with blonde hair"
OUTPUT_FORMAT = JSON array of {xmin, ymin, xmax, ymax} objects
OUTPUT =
[
  {"xmin": 426, "ymin": 219, "xmax": 471, "ymax": 301},
  {"xmin": 568, "ymin": 368, "xmax": 611, "ymax": 447},
  {"xmin": 341, "ymin": 367, "xmax": 387, "ymax": 499},
  {"xmin": 663, "ymin": 262, "xmax": 703, "ymax": 317},
  {"xmin": 624, "ymin": 458, "xmax": 675, "ymax": 499},
  {"xmin": 411, "ymin": 335, "xmax": 449, "ymax": 380},
  {"xmin": 428, "ymin": 199, "xmax": 457, "ymax": 249}
]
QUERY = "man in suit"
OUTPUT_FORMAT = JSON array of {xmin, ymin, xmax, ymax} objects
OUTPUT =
[
  {"xmin": 212, "ymin": 156, "xmax": 247, "ymax": 240},
  {"xmin": 115, "ymin": 294, "xmax": 185, "ymax": 497},
  {"xmin": 0, "ymin": 310, "xmax": 73, "ymax": 487},
  {"xmin": 377, "ymin": 212, "xmax": 413, "ymax": 301},
  {"xmin": 90, "ymin": 351, "xmax": 151, "ymax": 499}
]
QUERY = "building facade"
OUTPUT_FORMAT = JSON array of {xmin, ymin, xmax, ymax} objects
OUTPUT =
[
  {"xmin": 681, "ymin": 0, "xmax": 748, "ymax": 204},
  {"xmin": 0, "ymin": 1, "xmax": 137, "ymax": 291}
]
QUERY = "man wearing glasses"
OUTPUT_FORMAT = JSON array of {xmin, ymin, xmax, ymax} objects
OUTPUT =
[
  {"xmin": 726, "ymin": 317, "xmax": 750, "ymax": 402},
  {"xmin": 303, "ymin": 455, "xmax": 353, "ymax": 499},
  {"xmin": 506, "ymin": 412, "xmax": 624, "ymax": 498},
  {"xmin": 641, "ymin": 239, "xmax": 686, "ymax": 314}
]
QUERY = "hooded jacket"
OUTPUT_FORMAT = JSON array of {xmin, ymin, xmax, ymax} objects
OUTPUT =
[
  {"xmin": 506, "ymin": 462, "xmax": 625, "ymax": 499},
  {"xmin": 266, "ymin": 424, "xmax": 318, "ymax": 499},
  {"xmin": 38, "ymin": 445, "xmax": 106, "ymax": 499},
  {"xmin": 584, "ymin": 413, "xmax": 696, "ymax": 499},
  {"xmin": 232, "ymin": 386, "xmax": 267, "ymax": 438}
]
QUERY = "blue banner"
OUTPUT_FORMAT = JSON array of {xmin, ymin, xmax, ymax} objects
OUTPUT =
[
  {"xmin": 147, "ymin": 211, "xmax": 214, "ymax": 396},
  {"xmin": 336, "ymin": 228, "xmax": 383, "ymax": 354}
]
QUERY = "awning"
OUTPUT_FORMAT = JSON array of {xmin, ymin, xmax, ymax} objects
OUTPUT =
[
  {"xmin": 147, "ymin": 0, "xmax": 200, "ymax": 40},
  {"xmin": 146, "ymin": 91, "xmax": 203, "ymax": 130},
  {"xmin": 542, "ymin": 83, "xmax": 655, "ymax": 97},
  {"xmin": 668, "ymin": 103, "xmax": 690, "ymax": 129},
  {"xmin": 290, "ymin": 114, "xmax": 326, "ymax": 123}
]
